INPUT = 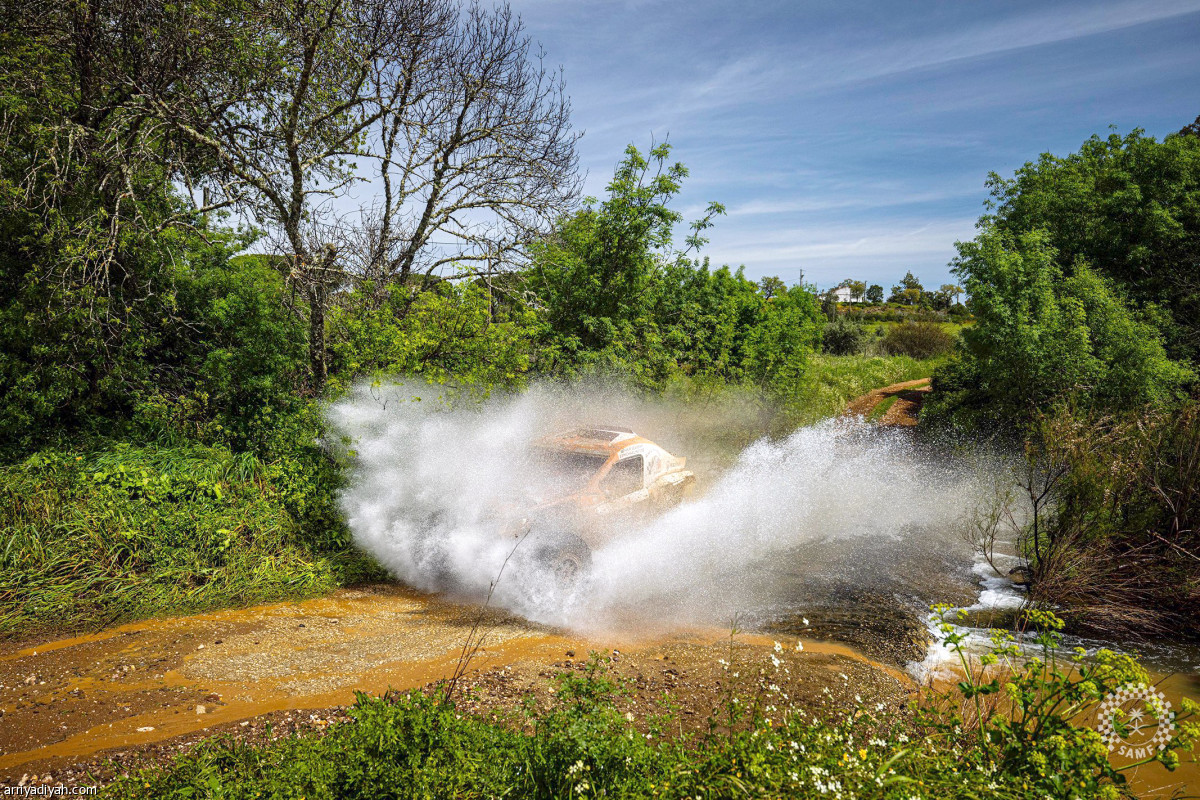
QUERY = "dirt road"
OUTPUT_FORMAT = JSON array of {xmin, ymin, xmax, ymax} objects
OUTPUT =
[
  {"xmin": 844, "ymin": 377, "xmax": 932, "ymax": 426},
  {"xmin": 0, "ymin": 585, "xmax": 913, "ymax": 786}
]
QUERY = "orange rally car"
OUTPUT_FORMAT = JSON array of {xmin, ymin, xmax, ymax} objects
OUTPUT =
[{"xmin": 507, "ymin": 426, "xmax": 696, "ymax": 583}]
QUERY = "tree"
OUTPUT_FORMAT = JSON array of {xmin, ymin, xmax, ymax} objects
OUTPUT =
[
  {"xmin": 930, "ymin": 226, "xmax": 1191, "ymax": 424},
  {"xmin": 758, "ymin": 276, "xmax": 786, "ymax": 300},
  {"xmin": 0, "ymin": 0, "xmax": 252, "ymax": 445},
  {"xmin": 985, "ymin": 129, "xmax": 1200, "ymax": 361},
  {"xmin": 888, "ymin": 271, "xmax": 923, "ymax": 304},
  {"xmin": 352, "ymin": 2, "xmax": 579, "ymax": 287},
  {"xmin": 845, "ymin": 280, "xmax": 867, "ymax": 303},
  {"xmin": 527, "ymin": 143, "xmax": 722, "ymax": 356},
  {"xmin": 865, "ymin": 284, "xmax": 884, "ymax": 304},
  {"xmin": 159, "ymin": 0, "xmax": 579, "ymax": 390},
  {"xmin": 940, "ymin": 283, "xmax": 964, "ymax": 305},
  {"xmin": 526, "ymin": 143, "xmax": 822, "ymax": 391}
]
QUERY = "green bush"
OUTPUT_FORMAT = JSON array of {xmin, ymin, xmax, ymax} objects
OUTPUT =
[
  {"xmin": 821, "ymin": 316, "xmax": 869, "ymax": 355},
  {"xmin": 928, "ymin": 227, "xmax": 1193, "ymax": 427},
  {"xmin": 0, "ymin": 443, "xmax": 381, "ymax": 636},
  {"xmin": 328, "ymin": 278, "xmax": 538, "ymax": 395},
  {"xmin": 985, "ymin": 128, "xmax": 1200, "ymax": 362},
  {"xmin": 880, "ymin": 321, "xmax": 955, "ymax": 359}
]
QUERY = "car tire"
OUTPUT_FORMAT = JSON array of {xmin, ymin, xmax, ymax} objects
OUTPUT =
[{"xmin": 534, "ymin": 532, "xmax": 592, "ymax": 587}]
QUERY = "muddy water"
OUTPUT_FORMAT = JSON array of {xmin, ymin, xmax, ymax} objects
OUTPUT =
[
  {"xmin": 1120, "ymin": 673, "xmax": 1200, "ymax": 798},
  {"xmin": 0, "ymin": 587, "xmax": 573, "ymax": 777},
  {"xmin": 0, "ymin": 585, "xmax": 905, "ymax": 781}
]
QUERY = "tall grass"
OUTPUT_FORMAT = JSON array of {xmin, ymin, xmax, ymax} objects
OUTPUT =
[{"xmin": 0, "ymin": 444, "xmax": 382, "ymax": 637}]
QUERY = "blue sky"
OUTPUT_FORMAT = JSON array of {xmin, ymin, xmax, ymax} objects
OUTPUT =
[{"xmin": 509, "ymin": 0, "xmax": 1200, "ymax": 290}]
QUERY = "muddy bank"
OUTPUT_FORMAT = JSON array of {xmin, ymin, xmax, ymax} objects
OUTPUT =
[{"xmin": 0, "ymin": 585, "xmax": 914, "ymax": 787}]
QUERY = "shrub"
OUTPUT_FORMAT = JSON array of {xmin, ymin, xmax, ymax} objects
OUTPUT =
[
  {"xmin": 925, "ymin": 606, "xmax": 1198, "ymax": 798},
  {"xmin": 881, "ymin": 321, "xmax": 954, "ymax": 359},
  {"xmin": 928, "ymin": 227, "xmax": 1193, "ymax": 426},
  {"xmin": 821, "ymin": 316, "xmax": 869, "ymax": 355},
  {"xmin": 1008, "ymin": 404, "xmax": 1200, "ymax": 638},
  {"xmin": 0, "ymin": 443, "xmax": 382, "ymax": 636}
]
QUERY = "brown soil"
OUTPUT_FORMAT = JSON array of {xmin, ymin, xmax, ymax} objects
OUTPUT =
[
  {"xmin": 0, "ymin": 585, "xmax": 914, "ymax": 788},
  {"xmin": 843, "ymin": 377, "xmax": 931, "ymax": 427}
]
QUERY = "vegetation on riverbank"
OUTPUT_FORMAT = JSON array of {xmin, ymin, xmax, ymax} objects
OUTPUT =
[
  {"xmin": 0, "ymin": 443, "xmax": 385, "ymax": 637},
  {"xmin": 0, "ymin": 118, "xmax": 945, "ymax": 639},
  {"xmin": 926, "ymin": 126, "xmax": 1200, "ymax": 639},
  {"xmin": 108, "ymin": 613, "xmax": 1197, "ymax": 799}
]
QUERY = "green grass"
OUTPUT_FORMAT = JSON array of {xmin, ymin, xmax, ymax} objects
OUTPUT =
[
  {"xmin": 868, "ymin": 394, "xmax": 900, "ymax": 422},
  {"xmin": 0, "ymin": 443, "xmax": 383, "ymax": 638},
  {"xmin": 782, "ymin": 353, "xmax": 944, "ymax": 428},
  {"xmin": 863, "ymin": 320, "xmax": 970, "ymax": 337}
]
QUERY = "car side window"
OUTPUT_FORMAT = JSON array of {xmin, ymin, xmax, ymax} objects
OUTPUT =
[{"xmin": 603, "ymin": 455, "xmax": 644, "ymax": 497}]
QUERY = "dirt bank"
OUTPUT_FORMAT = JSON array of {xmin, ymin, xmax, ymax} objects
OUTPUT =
[
  {"xmin": 844, "ymin": 377, "xmax": 931, "ymax": 426},
  {"xmin": 0, "ymin": 585, "xmax": 913, "ymax": 787}
]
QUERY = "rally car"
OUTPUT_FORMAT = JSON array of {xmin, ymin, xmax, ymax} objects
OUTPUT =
[{"xmin": 508, "ymin": 427, "xmax": 695, "ymax": 584}]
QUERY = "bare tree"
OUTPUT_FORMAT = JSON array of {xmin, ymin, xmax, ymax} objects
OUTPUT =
[
  {"xmin": 148, "ymin": 0, "xmax": 578, "ymax": 390},
  {"xmin": 362, "ymin": 2, "xmax": 579, "ymax": 288}
]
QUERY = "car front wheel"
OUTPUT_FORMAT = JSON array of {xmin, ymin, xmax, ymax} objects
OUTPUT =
[{"xmin": 534, "ymin": 532, "xmax": 592, "ymax": 587}]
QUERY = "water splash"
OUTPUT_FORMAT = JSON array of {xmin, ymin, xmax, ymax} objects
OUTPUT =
[{"xmin": 327, "ymin": 381, "xmax": 997, "ymax": 630}]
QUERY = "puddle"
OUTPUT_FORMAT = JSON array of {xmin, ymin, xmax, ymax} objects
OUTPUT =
[{"xmin": 0, "ymin": 586, "xmax": 571, "ymax": 775}]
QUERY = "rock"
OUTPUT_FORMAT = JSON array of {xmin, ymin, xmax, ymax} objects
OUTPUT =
[
  {"xmin": 946, "ymin": 606, "xmax": 1022, "ymax": 629},
  {"xmin": 195, "ymin": 705, "xmax": 207, "ymax": 714},
  {"xmin": 1007, "ymin": 566, "xmax": 1034, "ymax": 586},
  {"xmin": 137, "ymin": 726, "xmax": 155, "ymax": 732}
]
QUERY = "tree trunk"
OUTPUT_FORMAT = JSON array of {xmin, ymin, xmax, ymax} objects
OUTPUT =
[{"xmin": 308, "ymin": 285, "xmax": 328, "ymax": 393}]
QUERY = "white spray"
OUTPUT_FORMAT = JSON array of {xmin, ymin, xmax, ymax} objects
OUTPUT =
[{"xmin": 327, "ymin": 381, "xmax": 999, "ymax": 631}]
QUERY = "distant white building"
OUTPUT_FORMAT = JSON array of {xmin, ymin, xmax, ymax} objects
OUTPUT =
[{"xmin": 829, "ymin": 285, "xmax": 854, "ymax": 303}]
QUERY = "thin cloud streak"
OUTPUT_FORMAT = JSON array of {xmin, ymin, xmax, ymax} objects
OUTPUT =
[{"xmin": 507, "ymin": 0, "xmax": 1200, "ymax": 287}]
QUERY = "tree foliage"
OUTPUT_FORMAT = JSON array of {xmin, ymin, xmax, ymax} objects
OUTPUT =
[
  {"xmin": 983, "ymin": 128, "xmax": 1200, "ymax": 361},
  {"xmin": 526, "ymin": 144, "xmax": 821, "ymax": 394},
  {"xmin": 930, "ymin": 227, "xmax": 1192, "ymax": 427}
]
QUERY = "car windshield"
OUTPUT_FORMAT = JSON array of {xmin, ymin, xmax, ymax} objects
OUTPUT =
[{"xmin": 526, "ymin": 448, "xmax": 608, "ymax": 498}]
